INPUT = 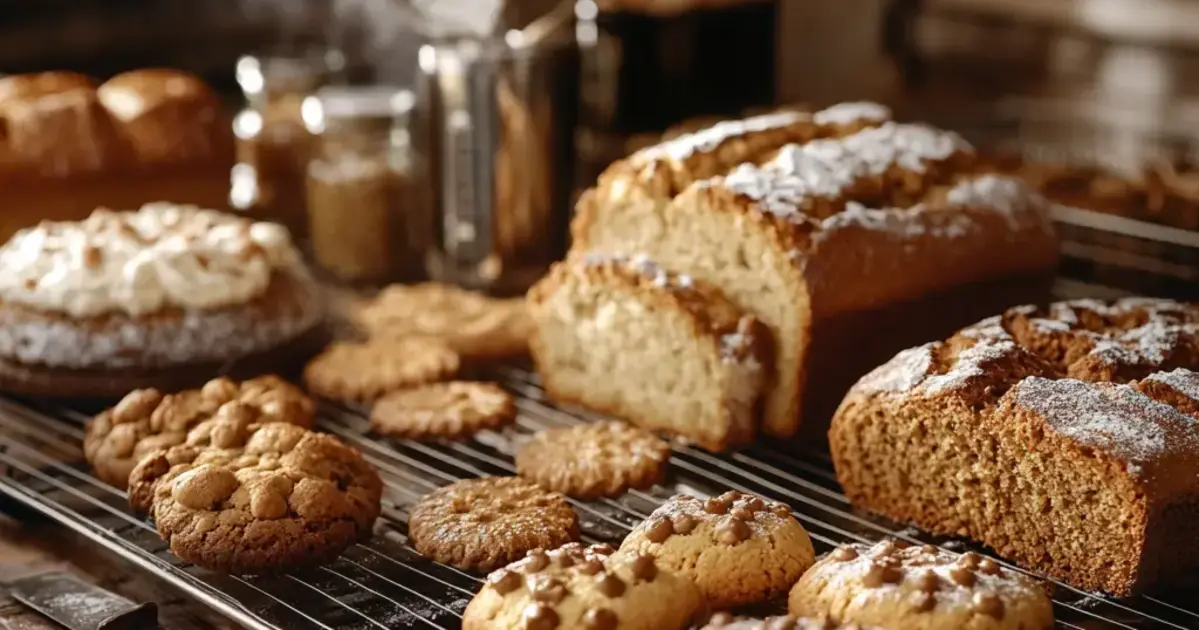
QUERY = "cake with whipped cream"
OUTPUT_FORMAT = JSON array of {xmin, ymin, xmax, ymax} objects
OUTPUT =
[
  {"xmin": 0, "ymin": 203, "xmax": 324, "ymax": 396},
  {"xmin": 570, "ymin": 101, "xmax": 1060, "ymax": 439},
  {"xmin": 527, "ymin": 252, "xmax": 771, "ymax": 450}
]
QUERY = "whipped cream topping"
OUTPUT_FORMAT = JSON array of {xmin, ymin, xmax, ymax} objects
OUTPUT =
[{"xmin": 0, "ymin": 203, "xmax": 304, "ymax": 318}]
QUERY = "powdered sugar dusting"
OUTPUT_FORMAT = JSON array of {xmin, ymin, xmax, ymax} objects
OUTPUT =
[
  {"xmin": 857, "ymin": 344, "xmax": 935, "ymax": 392},
  {"xmin": 812, "ymin": 101, "xmax": 892, "ymax": 126},
  {"xmin": 1013, "ymin": 377, "xmax": 1199, "ymax": 477},
  {"xmin": 1146, "ymin": 369, "xmax": 1199, "ymax": 404},
  {"xmin": 946, "ymin": 175, "xmax": 1044, "ymax": 230},
  {"xmin": 582, "ymin": 252, "xmax": 693, "ymax": 289},
  {"xmin": 632, "ymin": 111, "xmax": 807, "ymax": 165},
  {"xmin": 923, "ymin": 340, "xmax": 1019, "ymax": 394},
  {"xmin": 723, "ymin": 123, "xmax": 969, "ymax": 218}
]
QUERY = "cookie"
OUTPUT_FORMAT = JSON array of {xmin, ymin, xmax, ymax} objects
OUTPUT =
[
  {"xmin": 698, "ymin": 614, "xmax": 884, "ymax": 630},
  {"xmin": 408, "ymin": 477, "xmax": 580, "ymax": 572},
  {"xmin": 302, "ymin": 337, "xmax": 460, "ymax": 402},
  {"xmin": 616, "ymin": 491, "xmax": 815, "ymax": 609},
  {"xmin": 462, "ymin": 543, "xmax": 703, "ymax": 630},
  {"xmin": 84, "ymin": 375, "xmax": 314, "ymax": 488},
  {"xmin": 788, "ymin": 541, "xmax": 1055, "ymax": 630},
  {"xmin": 370, "ymin": 381, "xmax": 516, "ymax": 441},
  {"xmin": 127, "ymin": 422, "xmax": 382, "ymax": 574},
  {"xmin": 354, "ymin": 283, "xmax": 533, "ymax": 360},
  {"xmin": 515, "ymin": 421, "xmax": 671, "ymax": 499}
]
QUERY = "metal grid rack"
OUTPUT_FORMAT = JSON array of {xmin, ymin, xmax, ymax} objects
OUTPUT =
[{"xmin": 2, "ymin": 353, "xmax": 1198, "ymax": 630}]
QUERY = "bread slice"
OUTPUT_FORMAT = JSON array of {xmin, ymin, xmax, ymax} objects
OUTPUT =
[
  {"xmin": 571, "ymin": 102, "xmax": 1058, "ymax": 439},
  {"xmin": 527, "ymin": 253, "xmax": 771, "ymax": 450},
  {"xmin": 830, "ymin": 298, "xmax": 1199, "ymax": 595}
]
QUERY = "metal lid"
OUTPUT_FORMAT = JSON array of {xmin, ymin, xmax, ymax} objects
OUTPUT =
[{"xmin": 302, "ymin": 86, "xmax": 416, "ymax": 135}]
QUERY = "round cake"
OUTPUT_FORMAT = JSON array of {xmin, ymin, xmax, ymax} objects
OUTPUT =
[{"xmin": 0, "ymin": 203, "xmax": 325, "ymax": 396}]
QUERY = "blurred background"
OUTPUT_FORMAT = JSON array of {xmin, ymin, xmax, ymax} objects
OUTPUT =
[{"xmin": 4, "ymin": 0, "xmax": 1199, "ymax": 296}]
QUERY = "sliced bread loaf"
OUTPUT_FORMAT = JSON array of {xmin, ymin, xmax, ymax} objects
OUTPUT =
[
  {"xmin": 571, "ymin": 102, "xmax": 1058, "ymax": 439},
  {"xmin": 526, "ymin": 253, "xmax": 770, "ymax": 450}
]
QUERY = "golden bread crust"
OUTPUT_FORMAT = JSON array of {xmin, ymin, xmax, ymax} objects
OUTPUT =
[{"xmin": 831, "ymin": 298, "xmax": 1199, "ymax": 595}]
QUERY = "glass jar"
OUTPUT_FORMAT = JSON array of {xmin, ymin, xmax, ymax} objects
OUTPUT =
[
  {"xmin": 305, "ymin": 87, "xmax": 426, "ymax": 285},
  {"xmin": 229, "ymin": 55, "xmax": 326, "ymax": 241}
]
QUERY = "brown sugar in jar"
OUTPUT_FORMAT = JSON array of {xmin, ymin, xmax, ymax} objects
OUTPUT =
[{"xmin": 305, "ymin": 88, "xmax": 425, "ymax": 285}]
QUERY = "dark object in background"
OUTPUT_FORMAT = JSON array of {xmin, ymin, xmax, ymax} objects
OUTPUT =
[{"xmin": 577, "ymin": 0, "xmax": 777, "ymax": 184}]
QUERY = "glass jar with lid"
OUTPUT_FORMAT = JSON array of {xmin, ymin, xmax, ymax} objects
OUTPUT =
[
  {"xmin": 305, "ymin": 86, "xmax": 426, "ymax": 285},
  {"xmin": 229, "ymin": 54, "xmax": 328, "ymax": 241}
]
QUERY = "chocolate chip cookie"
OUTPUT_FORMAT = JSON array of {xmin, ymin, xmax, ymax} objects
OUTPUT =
[
  {"xmin": 462, "ymin": 544, "xmax": 702, "ymax": 630},
  {"xmin": 127, "ymin": 422, "xmax": 382, "ymax": 574},
  {"xmin": 84, "ymin": 375, "xmax": 314, "ymax": 488},
  {"xmin": 407, "ymin": 477, "xmax": 580, "ymax": 572},
  {"xmin": 303, "ymin": 337, "xmax": 460, "ymax": 403},
  {"xmin": 789, "ymin": 542, "xmax": 1055, "ymax": 630},
  {"xmin": 354, "ymin": 283, "xmax": 533, "ymax": 361},
  {"xmin": 616, "ymin": 491, "xmax": 816, "ymax": 609},
  {"xmin": 515, "ymin": 421, "xmax": 671, "ymax": 499},
  {"xmin": 370, "ymin": 381, "xmax": 516, "ymax": 441}
]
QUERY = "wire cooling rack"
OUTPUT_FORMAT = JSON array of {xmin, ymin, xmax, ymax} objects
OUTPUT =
[{"xmin": 1, "ymin": 347, "xmax": 1198, "ymax": 630}]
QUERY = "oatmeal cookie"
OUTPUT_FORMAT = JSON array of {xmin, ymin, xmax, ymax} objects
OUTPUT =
[
  {"xmin": 370, "ymin": 381, "xmax": 516, "ymax": 441},
  {"xmin": 84, "ymin": 375, "xmax": 314, "ymax": 488},
  {"xmin": 354, "ymin": 283, "xmax": 533, "ymax": 360},
  {"xmin": 789, "ymin": 542, "xmax": 1054, "ymax": 630},
  {"xmin": 515, "ymin": 421, "xmax": 671, "ymax": 499},
  {"xmin": 408, "ymin": 477, "xmax": 580, "ymax": 572},
  {"xmin": 303, "ymin": 337, "xmax": 460, "ymax": 403},
  {"xmin": 462, "ymin": 544, "xmax": 702, "ymax": 630},
  {"xmin": 127, "ymin": 422, "xmax": 382, "ymax": 574},
  {"xmin": 616, "ymin": 491, "xmax": 815, "ymax": 609}
]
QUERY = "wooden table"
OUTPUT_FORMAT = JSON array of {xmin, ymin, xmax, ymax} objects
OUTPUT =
[{"xmin": 0, "ymin": 488, "xmax": 238, "ymax": 629}]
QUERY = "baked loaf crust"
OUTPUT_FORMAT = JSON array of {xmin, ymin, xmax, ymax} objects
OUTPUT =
[
  {"xmin": 84, "ymin": 376, "xmax": 314, "ymax": 488},
  {"xmin": 830, "ymin": 298, "xmax": 1199, "ymax": 595},
  {"xmin": 128, "ymin": 422, "xmax": 382, "ymax": 574},
  {"xmin": 527, "ymin": 253, "xmax": 770, "ymax": 450},
  {"xmin": 572, "ymin": 102, "xmax": 1059, "ymax": 439},
  {"xmin": 789, "ymin": 542, "xmax": 1054, "ymax": 630},
  {"xmin": 0, "ymin": 69, "xmax": 233, "ymax": 241},
  {"xmin": 0, "ymin": 204, "xmax": 324, "ymax": 395}
]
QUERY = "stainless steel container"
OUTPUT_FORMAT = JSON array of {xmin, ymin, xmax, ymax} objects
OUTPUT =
[{"xmin": 411, "ymin": 1, "xmax": 579, "ymax": 296}]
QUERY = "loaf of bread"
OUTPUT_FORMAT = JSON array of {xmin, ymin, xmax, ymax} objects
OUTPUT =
[
  {"xmin": 527, "ymin": 253, "xmax": 770, "ymax": 450},
  {"xmin": 0, "ymin": 69, "xmax": 233, "ymax": 241},
  {"xmin": 830, "ymin": 298, "xmax": 1199, "ymax": 595},
  {"xmin": 571, "ymin": 102, "xmax": 1060, "ymax": 439}
]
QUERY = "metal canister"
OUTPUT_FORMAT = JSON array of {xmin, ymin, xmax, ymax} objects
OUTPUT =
[{"xmin": 411, "ymin": 1, "xmax": 579, "ymax": 295}]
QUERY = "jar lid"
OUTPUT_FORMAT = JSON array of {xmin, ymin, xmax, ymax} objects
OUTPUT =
[
  {"xmin": 302, "ymin": 86, "xmax": 416, "ymax": 135},
  {"xmin": 236, "ymin": 54, "xmax": 329, "ymax": 99}
]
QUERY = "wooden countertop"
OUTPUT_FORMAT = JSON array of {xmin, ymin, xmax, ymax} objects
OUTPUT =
[{"xmin": 0, "ymin": 507, "xmax": 236, "ymax": 630}]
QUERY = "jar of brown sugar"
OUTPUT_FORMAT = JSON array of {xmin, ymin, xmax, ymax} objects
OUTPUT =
[
  {"xmin": 305, "ymin": 87, "xmax": 426, "ymax": 285},
  {"xmin": 229, "ymin": 54, "xmax": 327, "ymax": 241}
]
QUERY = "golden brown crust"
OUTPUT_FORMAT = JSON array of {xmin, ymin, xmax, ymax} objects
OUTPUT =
[
  {"xmin": 408, "ymin": 477, "xmax": 580, "ymax": 572},
  {"xmin": 369, "ymin": 381, "xmax": 516, "ymax": 441},
  {"xmin": 515, "ymin": 421, "xmax": 672, "ymax": 499},
  {"xmin": 303, "ymin": 337, "xmax": 461, "ymax": 403},
  {"xmin": 127, "ymin": 423, "xmax": 382, "ymax": 574},
  {"xmin": 0, "ymin": 68, "xmax": 231, "ymax": 182},
  {"xmin": 617, "ymin": 491, "xmax": 815, "ymax": 609},
  {"xmin": 831, "ymin": 298, "xmax": 1199, "ymax": 595},
  {"xmin": 84, "ymin": 375, "xmax": 315, "ymax": 489}
]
